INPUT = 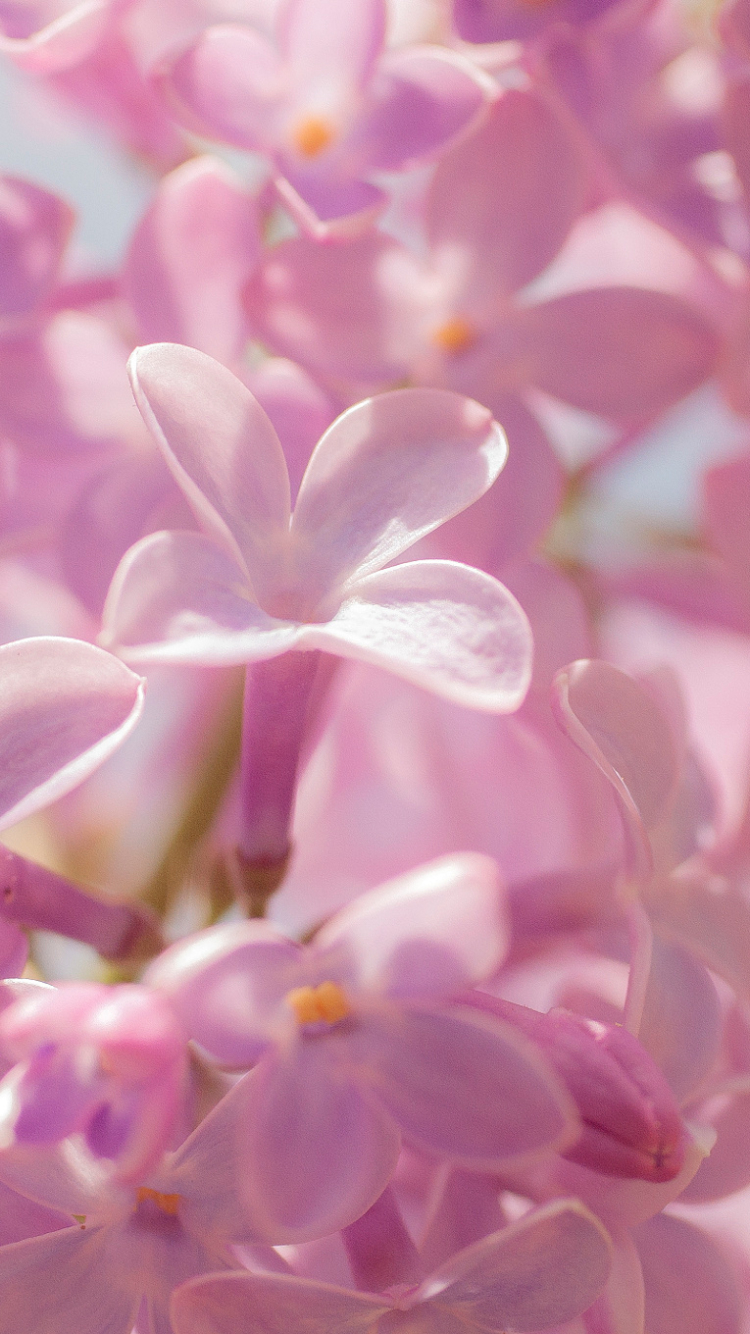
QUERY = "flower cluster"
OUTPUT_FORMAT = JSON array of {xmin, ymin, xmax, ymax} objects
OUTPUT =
[{"xmin": 2, "ymin": 0, "xmax": 750, "ymax": 1331}]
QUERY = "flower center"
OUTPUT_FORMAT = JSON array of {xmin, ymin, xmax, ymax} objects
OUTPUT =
[
  {"xmin": 286, "ymin": 981, "xmax": 350, "ymax": 1026},
  {"xmin": 431, "ymin": 317, "xmax": 477, "ymax": 354},
  {"xmin": 136, "ymin": 1187, "xmax": 180, "ymax": 1215},
  {"xmin": 291, "ymin": 115, "xmax": 335, "ymax": 158}
]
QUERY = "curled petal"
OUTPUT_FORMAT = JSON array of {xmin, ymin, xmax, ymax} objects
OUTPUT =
[
  {"xmin": 301, "ymin": 561, "xmax": 532, "ymax": 713},
  {"xmin": 0, "ymin": 637, "xmax": 145, "ymax": 833},
  {"xmin": 102, "ymin": 531, "xmax": 300, "ymax": 667},
  {"xmin": 291, "ymin": 389, "xmax": 507, "ymax": 604},
  {"xmin": 0, "ymin": 0, "xmax": 115, "ymax": 74},
  {"xmin": 552, "ymin": 659, "xmax": 680, "ymax": 877},
  {"xmin": 315, "ymin": 853, "xmax": 508, "ymax": 999},
  {"xmin": 638, "ymin": 934, "xmax": 722, "ymax": 1103},
  {"xmin": 128, "ymin": 344, "xmax": 291, "ymax": 602}
]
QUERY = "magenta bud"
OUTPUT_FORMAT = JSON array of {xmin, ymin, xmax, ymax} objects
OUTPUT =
[{"xmin": 465, "ymin": 993, "xmax": 685, "ymax": 1183}]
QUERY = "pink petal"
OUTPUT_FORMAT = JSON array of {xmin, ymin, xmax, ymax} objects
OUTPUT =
[
  {"xmin": 300, "ymin": 560, "xmax": 532, "ymax": 712},
  {"xmin": 0, "ymin": 0, "xmax": 114, "ymax": 74},
  {"xmin": 0, "ymin": 1225, "xmax": 140, "ymax": 1334},
  {"xmin": 0, "ymin": 637, "xmax": 145, "ymax": 832},
  {"xmin": 355, "ymin": 47, "xmax": 490, "ymax": 172},
  {"xmin": 128, "ymin": 344, "xmax": 291, "ymax": 603},
  {"xmin": 634, "ymin": 1214, "xmax": 743, "ymax": 1334},
  {"xmin": 238, "ymin": 1044, "xmax": 401, "ymax": 1242},
  {"xmin": 353, "ymin": 1003, "xmax": 577, "ymax": 1166},
  {"xmin": 159, "ymin": 25, "xmax": 284, "ymax": 150},
  {"xmin": 426, "ymin": 90, "xmax": 586, "ymax": 313},
  {"xmin": 123, "ymin": 157, "xmax": 261, "ymax": 367},
  {"xmin": 315, "ymin": 853, "xmax": 508, "ymax": 999},
  {"xmin": 703, "ymin": 454, "xmax": 750, "ymax": 593},
  {"xmin": 171, "ymin": 1271, "xmax": 388, "ymax": 1334},
  {"xmin": 272, "ymin": 172, "xmax": 386, "ymax": 241},
  {"xmin": 427, "ymin": 1199, "xmax": 612, "ymax": 1331},
  {"xmin": 0, "ymin": 311, "xmax": 138, "ymax": 454},
  {"xmin": 244, "ymin": 232, "xmax": 423, "ymax": 387},
  {"xmin": 643, "ymin": 871, "xmax": 750, "ymax": 1003},
  {"xmin": 638, "ymin": 934, "xmax": 722, "ymax": 1103},
  {"xmin": 505, "ymin": 288, "xmax": 718, "ymax": 421},
  {"xmin": 428, "ymin": 397, "xmax": 564, "ymax": 574},
  {"xmin": 243, "ymin": 358, "xmax": 336, "ymax": 506},
  {"xmin": 145, "ymin": 920, "xmax": 303, "ymax": 1067},
  {"xmin": 552, "ymin": 659, "xmax": 680, "ymax": 835},
  {"xmin": 278, "ymin": 0, "xmax": 385, "ymax": 123},
  {"xmin": 102, "ymin": 530, "xmax": 300, "ymax": 667},
  {"xmin": 291, "ymin": 389, "xmax": 506, "ymax": 604},
  {"xmin": 679, "ymin": 1090, "xmax": 750, "ymax": 1203},
  {"xmin": 0, "ymin": 177, "xmax": 74, "ymax": 321}
]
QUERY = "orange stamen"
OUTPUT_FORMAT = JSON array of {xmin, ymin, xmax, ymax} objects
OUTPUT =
[
  {"xmin": 292, "ymin": 115, "xmax": 335, "ymax": 158},
  {"xmin": 136, "ymin": 1187, "xmax": 180, "ymax": 1215},
  {"xmin": 286, "ymin": 981, "xmax": 350, "ymax": 1025},
  {"xmin": 431, "ymin": 317, "xmax": 477, "ymax": 354}
]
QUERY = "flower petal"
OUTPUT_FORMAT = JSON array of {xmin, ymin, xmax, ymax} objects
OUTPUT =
[
  {"xmin": 237, "ymin": 1043, "xmax": 401, "ymax": 1242},
  {"xmin": 124, "ymin": 158, "xmax": 261, "ymax": 367},
  {"xmin": 634, "ymin": 1214, "xmax": 743, "ymax": 1334},
  {"xmin": 102, "ymin": 530, "xmax": 300, "ymax": 667},
  {"xmin": 0, "ymin": 1225, "xmax": 140, "ymax": 1334},
  {"xmin": 291, "ymin": 389, "xmax": 506, "ymax": 602},
  {"xmin": 0, "ymin": 177, "xmax": 74, "ymax": 321},
  {"xmin": 278, "ymin": 0, "xmax": 385, "ymax": 121},
  {"xmin": 159, "ymin": 25, "xmax": 284, "ymax": 150},
  {"xmin": 355, "ymin": 47, "xmax": 490, "ymax": 172},
  {"xmin": 426, "ymin": 90, "xmax": 586, "ymax": 311},
  {"xmin": 638, "ymin": 934, "xmax": 722, "ymax": 1103},
  {"xmin": 0, "ymin": 637, "xmax": 145, "ymax": 833},
  {"xmin": 171, "ymin": 1271, "xmax": 388, "ymax": 1334},
  {"xmin": 426, "ymin": 1199, "xmax": 612, "ymax": 1331},
  {"xmin": 505, "ymin": 288, "xmax": 718, "ymax": 421},
  {"xmin": 315, "ymin": 853, "xmax": 508, "ymax": 999},
  {"xmin": 353, "ymin": 1003, "xmax": 577, "ymax": 1166},
  {"xmin": 145, "ymin": 921, "xmax": 303, "ymax": 1067},
  {"xmin": 128, "ymin": 345, "xmax": 291, "ymax": 602},
  {"xmin": 300, "ymin": 560, "xmax": 532, "ymax": 712}
]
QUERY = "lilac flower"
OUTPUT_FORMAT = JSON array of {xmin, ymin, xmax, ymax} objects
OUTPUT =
[
  {"xmin": 170, "ymin": 1199, "xmax": 613, "ymax": 1334},
  {"xmin": 101, "ymin": 343, "xmax": 531, "ymax": 711},
  {"xmin": 146, "ymin": 854, "xmax": 579, "ymax": 1239},
  {"xmin": 101, "ymin": 342, "xmax": 532, "ymax": 883},
  {"xmin": 0, "ymin": 1073, "xmax": 283, "ymax": 1334},
  {"xmin": 0, "ymin": 983, "xmax": 187, "ymax": 1184},
  {"xmin": 156, "ymin": 0, "xmax": 493, "ymax": 237}
]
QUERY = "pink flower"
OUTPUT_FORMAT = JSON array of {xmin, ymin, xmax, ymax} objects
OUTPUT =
[
  {"xmin": 102, "ymin": 342, "xmax": 532, "ymax": 715},
  {"xmin": 156, "ymin": 0, "xmax": 493, "ymax": 237}
]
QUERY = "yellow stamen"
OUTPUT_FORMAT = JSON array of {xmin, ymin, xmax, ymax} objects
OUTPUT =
[
  {"xmin": 136, "ymin": 1187, "xmax": 180, "ymax": 1216},
  {"xmin": 286, "ymin": 981, "xmax": 350, "ymax": 1025},
  {"xmin": 431, "ymin": 317, "xmax": 477, "ymax": 354},
  {"xmin": 292, "ymin": 115, "xmax": 335, "ymax": 158}
]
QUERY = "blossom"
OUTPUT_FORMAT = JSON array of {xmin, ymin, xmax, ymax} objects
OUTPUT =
[
  {"xmin": 102, "ymin": 342, "xmax": 533, "ymax": 715},
  {"xmin": 170, "ymin": 1199, "xmax": 613, "ymax": 1334},
  {"xmin": 145, "ymin": 854, "xmax": 579, "ymax": 1238},
  {"xmin": 156, "ymin": 0, "xmax": 493, "ymax": 237},
  {"xmin": 0, "ymin": 982, "xmax": 186, "ymax": 1183}
]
